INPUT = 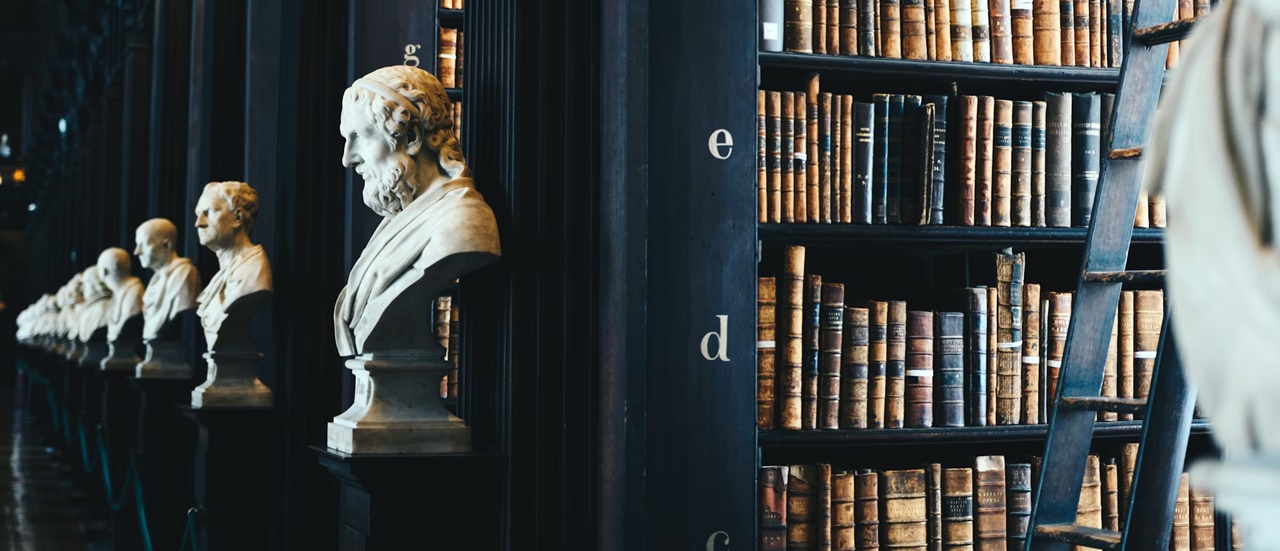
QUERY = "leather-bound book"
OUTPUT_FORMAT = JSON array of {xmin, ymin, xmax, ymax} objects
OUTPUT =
[
  {"xmin": 1044, "ymin": 92, "xmax": 1072, "ymax": 227},
  {"xmin": 856, "ymin": 102, "xmax": 876, "ymax": 224},
  {"xmin": 833, "ymin": 98, "xmax": 844, "ymax": 224},
  {"xmin": 804, "ymin": 275, "xmax": 824, "ymax": 430},
  {"xmin": 842, "ymin": 0, "xmax": 860, "ymax": 54},
  {"xmin": 906, "ymin": 311, "xmax": 935, "ymax": 428},
  {"xmin": 1107, "ymin": 0, "xmax": 1122, "ymax": 66},
  {"xmin": 987, "ymin": 288, "xmax": 998, "ymax": 426},
  {"xmin": 971, "ymin": 0, "xmax": 991, "ymax": 62},
  {"xmin": 882, "ymin": 0, "xmax": 903, "ymax": 58},
  {"xmin": 926, "ymin": 0, "xmax": 936, "ymax": 59},
  {"xmin": 763, "ymin": 0, "xmax": 786, "ymax": 51},
  {"xmin": 903, "ymin": 96, "xmax": 925, "ymax": 225},
  {"xmin": 779, "ymin": 246, "xmax": 807, "ymax": 430},
  {"xmin": 760, "ymin": 91, "xmax": 769, "ymax": 223},
  {"xmin": 1073, "ymin": 0, "xmax": 1089, "ymax": 67},
  {"xmin": 1100, "ymin": 91, "xmax": 1113, "ymax": 172},
  {"xmin": 1046, "ymin": 292, "xmax": 1071, "ymax": 413},
  {"xmin": 1133, "ymin": 290, "xmax": 1162, "ymax": 410},
  {"xmin": 1021, "ymin": 284, "xmax": 1041, "ymax": 424},
  {"xmin": 973, "ymin": 456, "xmax": 1007, "ymax": 551},
  {"xmin": 1075, "ymin": 456, "xmax": 1102, "ymax": 551},
  {"xmin": 787, "ymin": 0, "xmax": 816, "ymax": 52},
  {"xmin": 821, "ymin": 92, "xmax": 835, "ymax": 223},
  {"xmin": 1151, "ymin": 193, "xmax": 1166, "ymax": 228},
  {"xmin": 763, "ymin": 466, "xmax": 790, "ymax": 551},
  {"xmin": 796, "ymin": 93, "xmax": 810, "ymax": 223},
  {"xmin": 1119, "ymin": 443, "xmax": 1138, "ymax": 524},
  {"xmin": 1089, "ymin": 0, "xmax": 1101, "ymax": 67},
  {"xmin": 976, "ymin": 96, "xmax": 995, "ymax": 226},
  {"xmin": 842, "ymin": 95, "xmax": 856, "ymax": 223},
  {"xmin": 1033, "ymin": 0, "xmax": 1061, "ymax": 65},
  {"xmin": 1012, "ymin": 101, "xmax": 1033, "ymax": 226},
  {"xmin": 874, "ymin": 95, "xmax": 892, "ymax": 224},
  {"xmin": 857, "ymin": 471, "xmax": 881, "ymax": 551},
  {"xmin": 1193, "ymin": 0, "xmax": 1208, "ymax": 17},
  {"xmin": 928, "ymin": 464, "xmax": 944, "ymax": 551},
  {"xmin": 1231, "ymin": 520, "xmax": 1243, "ymax": 550},
  {"xmin": 943, "ymin": 468, "xmax": 975, "ymax": 551},
  {"xmin": 809, "ymin": 76, "xmax": 822, "ymax": 223},
  {"xmin": 817, "ymin": 0, "xmax": 829, "ymax": 54},
  {"xmin": 821, "ymin": 465, "xmax": 835, "ymax": 551},
  {"xmin": 918, "ymin": 103, "xmax": 936, "ymax": 225},
  {"xmin": 835, "ymin": 473, "xmax": 858, "ymax": 551},
  {"xmin": 1031, "ymin": 101, "xmax": 1047, "ymax": 227},
  {"xmin": 1012, "ymin": 0, "xmax": 1033, "ymax": 63},
  {"xmin": 770, "ymin": 91, "xmax": 784, "ymax": 224},
  {"xmin": 888, "ymin": 301, "xmax": 909, "ymax": 429},
  {"xmin": 881, "ymin": 469, "xmax": 929, "ymax": 550},
  {"xmin": 935, "ymin": 0, "xmax": 952, "ymax": 60},
  {"xmin": 448, "ymin": 303, "xmax": 461, "ymax": 402},
  {"xmin": 988, "ymin": 0, "xmax": 1014, "ymax": 63},
  {"xmin": 936, "ymin": 312, "xmax": 966, "ymax": 427},
  {"xmin": 760, "ymin": 277, "xmax": 779, "ymax": 429},
  {"xmin": 1118, "ymin": 291, "xmax": 1134, "ymax": 421},
  {"xmin": 925, "ymin": 96, "xmax": 949, "ymax": 225},
  {"xmin": 831, "ymin": 0, "xmax": 844, "ymax": 54},
  {"xmin": 951, "ymin": 0, "xmax": 975, "ymax": 61},
  {"xmin": 861, "ymin": 0, "xmax": 879, "ymax": 55},
  {"xmin": 1058, "ymin": 0, "xmax": 1074, "ymax": 65},
  {"xmin": 1099, "ymin": 306, "xmax": 1118, "ymax": 422},
  {"xmin": 866, "ymin": 300, "xmax": 890, "ymax": 428},
  {"xmin": 968, "ymin": 287, "xmax": 990, "ymax": 426},
  {"xmin": 1071, "ymin": 93, "xmax": 1100, "ymax": 226},
  {"xmin": 903, "ymin": 0, "xmax": 928, "ymax": 59},
  {"xmin": 887, "ymin": 95, "xmax": 907, "ymax": 224},
  {"xmin": 1134, "ymin": 187, "xmax": 1150, "ymax": 227},
  {"xmin": 1102, "ymin": 461, "xmax": 1119, "ymax": 531},
  {"xmin": 439, "ymin": 28, "xmax": 458, "ymax": 87},
  {"xmin": 995, "ymin": 251, "xmax": 1024, "ymax": 425},
  {"xmin": 821, "ymin": 283, "xmax": 846, "ymax": 430},
  {"xmin": 784, "ymin": 92, "xmax": 797, "ymax": 223},
  {"xmin": 1006, "ymin": 463, "xmax": 1032, "ymax": 549},
  {"xmin": 1190, "ymin": 484, "xmax": 1215, "ymax": 551},
  {"xmin": 992, "ymin": 100, "xmax": 1014, "ymax": 227},
  {"xmin": 1171, "ymin": 473, "xmax": 1191, "ymax": 551},
  {"xmin": 843, "ymin": 307, "xmax": 871, "ymax": 429},
  {"xmin": 791, "ymin": 465, "xmax": 818, "ymax": 550},
  {"xmin": 957, "ymin": 96, "xmax": 978, "ymax": 226}
]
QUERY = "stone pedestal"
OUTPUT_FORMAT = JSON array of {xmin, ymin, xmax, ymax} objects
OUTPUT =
[
  {"xmin": 79, "ymin": 340, "xmax": 108, "ymax": 368},
  {"xmin": 327, "ymin": 354, "xmax": 469, "ymax": 454},
  {"xmin": 100, "ymin": 339, "xmax": 141, "ymax": 373},
  {"xmin": 136, "ymin": 339, "xmax": 194, "ymax": 379},
  {"xmin": 131, "ymin": 378, "xmax": 198, "ymax": 550},
  {"xmin": 65, "ymin": 339, "xmax": 84, "ymax": 362},
  {"xmin": 100, "ymin": 370, "xmax": 143, "ymax": 551},
  {"xmin": 191, "ymin": 350, "xmax": 273, "ymax": 408},
  {"xmin": 183, "ymin": 407, "xmax": 283, "ymax": 551}
]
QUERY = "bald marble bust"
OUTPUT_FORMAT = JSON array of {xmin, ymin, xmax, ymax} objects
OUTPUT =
[
  {"xmin": 98, "ymin": 248, "xmax": 145, "ymax": 342},
  {"xmin": 194, "ymin": 181, "xmax": 273, "ymax": 350},
  {"xmin": 135, "ymin": 218, "xmax": 201, "ymax": 340},
  {"xmin": 78, "ymin": 268, "xmax": 112, "ymax": 342}
]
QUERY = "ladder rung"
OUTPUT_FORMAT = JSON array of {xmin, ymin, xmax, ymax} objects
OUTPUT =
[
  {"xmin": 1082, "ymin": 269, "xmax": 1166, "ymax": 283},
  {"xmin": 1134, "ymin": 18, "xmax": 1199, "ymax": 45},
  {"xmin": 1110, "ymin": 146, "xmax": 1143, "ymax": 159},
  {"xmin": 1034, "ymin": 524, "xmax": 1123, "ymax": 550},
  {"xmin": 1060, "ymin": 396, "xmax": 1148, "ymax": 415}
]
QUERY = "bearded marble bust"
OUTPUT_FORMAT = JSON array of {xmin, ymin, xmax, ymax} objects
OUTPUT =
[
  {"xmin": 135, "ymin": 218, "xmax": 202, "ymax": 340},
  {"xmin": 194, "ymin": 181, "xmax": 273, "ymax": 351},
  {"xmin": 334, "ymin": 65, "xmax": 500, "ymax": 357}
]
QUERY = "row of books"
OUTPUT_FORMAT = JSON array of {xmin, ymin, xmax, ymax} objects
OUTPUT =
[
  {"xmin": 439, "ymin": 0, "xmax": 464, "ymax": 10},
  {"xmin": 434, "ymin": 295, "xmax": 461, "ymax": 405},
  {"xmin": 451, "ymin": 101, "xmax": 464, "ymax": 143},
  {"xmin": 760, "ymin": 0, "xmax": 1208, "ymax": 69},
  {"xmin": 757, "ymin": 245, "xmax": 1165, "ymax": 431},
  {"xmin": 439, "ymin": 28, "xmax": 465, "ymax": 89},
  {"xmin": 760, "ymin": 449, "xmax": 1238, "ymax": 551},
  {"xmin": 756, "ymin": 80, "xmax": 1167, "ymax": 228}
]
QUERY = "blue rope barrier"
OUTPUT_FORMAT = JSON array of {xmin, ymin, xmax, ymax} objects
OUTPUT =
[{"xmin": 179, "ymin": 508, "xmax": 204, "ymax": 551}]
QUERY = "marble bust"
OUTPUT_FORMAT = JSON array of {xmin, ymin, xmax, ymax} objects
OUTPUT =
[
  {"xmin": 99, "ymin": 248, "xmax": 145, "ymax": 342},
  {"xmin": 77, "ymin": 267, "xmax": 113, "ymax": 366},
  {"xmin": 137, "ymin": 218, "xmax": 202, "ymax": 341}
]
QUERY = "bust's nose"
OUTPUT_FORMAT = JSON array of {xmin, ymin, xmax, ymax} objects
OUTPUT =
[{"xmin": 342, "ymin": 140, "xmax": 361, "ymax": 168}]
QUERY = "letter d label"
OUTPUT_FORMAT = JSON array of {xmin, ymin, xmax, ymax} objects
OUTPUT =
[{"xmin": 700, "ymin": 315, "xmax": 730, "ymax": 362}]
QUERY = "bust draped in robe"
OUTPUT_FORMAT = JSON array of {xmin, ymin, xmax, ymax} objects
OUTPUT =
[
  {"xmin": 105, "ymin": 277, "xmax": 145, "ymax": 342},
  {"xmin": 143, "ymin": 256, "xmax": 201, "ymax": 340},
  {"xmin": 197, "ymin": 244, "xmax": 273, "ymax": 350}
]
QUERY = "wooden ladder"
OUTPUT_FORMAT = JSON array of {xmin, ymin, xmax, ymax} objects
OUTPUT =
[{"xmin": 1025, "ymin": 0, "xmax": 1199, "ymax": 550}]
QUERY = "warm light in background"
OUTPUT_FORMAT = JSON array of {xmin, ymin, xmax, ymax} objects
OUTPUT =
[{"xmin": 12, "ymin": 169, "xmax": 24, "ymax": 183}]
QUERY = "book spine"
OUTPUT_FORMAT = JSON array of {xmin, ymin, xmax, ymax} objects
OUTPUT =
[
  {"xmin": 1021, "ymin": 283, "xmax": 1041, "ymax": 424},
  {"xmin": 936, "ymin": 311, "xmax": 966, "ymax": 427},
  {"xmin": 760, "ymin": 277, "xmax": 779, "ymax": 429},
  {"xmin": 1033, "ymin": 0, "xmax": 1061, "ymax": 65},
  {"xmin": 762, "ymin": 466, "xmax": 789, "ymax": 551},
  {"xmin": 903, "ymin": 0, "xmax": 929, "ymax": 59},
  {"xmin": 995, "ymin": 251, "xmax": 1024, "ymax": 425},
  {"xmin": 857, "ymin": 471, "xmax": 881, "ymax": 551},
  {"xmin": 928, "ymin": 463, "xmax": 944, "ymax": 551},
  {"xmin": 821, "ymin": 465, "xmax": 835, "ymax": 551},
  {"xmin": 1059, "ymin": 0, "xmax": 1075, "ymax": 65},
  {"xmin": 796, "ymin": 93, "xmax": 810, "ymax": 223},
  {"xmin": 448, "ymin": 303, "xmax": 460, "ymax": 402},
  {"xmin": 809, "ymin": 76, "xmax": 822, "ymax": 223},
  {"xmin": 1090, "ymin": 0, "xmax": 1102, "ymax": 67},
  {"xmin": 1012, "ymin": 0, "xmax": 1033, "ymax": 63},
  {"xmin": 1046, "ymin": 292, "xmax": 1072, "ymax": 413},
  {"xmin": 1193, "ymin": 0, "xmax": 1208, "ymax": 17},
  {"xmin": 882, "ymin": 0, "xmax": 903, "ymax": 58},
  {"xmin": 1151, "ymin": 193, "xmax": 1166, "ymax": 228},
  {"xmin": 1134, "ymin": 186, "xmax": 1150, "ymax": 227},
  {"xmin": 1190, "ymin": 485, "xmax": 1215, "ymax": 551},
  {"xmin": 1133, "ymin": 290, "xmax": 1163, "ymax": 406},
  {"xmin": 1231, "ymin": 520, "xmax": 1243, "ymax": 551},
  {"xmin": 784, "ymin": 92, "xmax": 797, "ymax": 223},
  {"xmin": 950, "ymin": 0, "xmax": 974, "ymax": 61},
  {"xmin": 1102, "ymin": 461, "xmax": 1119, "ymax": 531},
  {"xmin": 787, "ymin": 0, "xmax": 816, "ymax": 52},
  {"xmin": 989, "ymin": 0, "xmax": 1014, "ymax": 63},
  {"xmin": 1012, "ymin": 101, "xmax": 1033, "ymax": 227},
  {"xmin": 835, "ymin": 473, "xmax": 858, "ymax": 551},
  {"xmin": 790, "ymin": 465, "xmax": 818, "ymax": 550},
  {"xmin": 927, "ymin": 96, "xmax": 949, "ymax": 225},
  {"xmin": 943, "ymin": 468, "xmax": 975, "ymax": 551},
  {"xmin": 1119, "ymin": 443, "xmax": 1138, "ymax": 524},
  {"xmin": 906, "ymin": 311, "xmax": 935, "ymax": 428},
  {"xmin": 860, "ymin": 0, "xmax": 879, "ymax": 55},
  {"xmin": 1171, "ymin": 474, "xmax": 1191, "ymax": 551},
  {"xmin": 1076, "ymin": 455, "xmax": 1103, "ymax": 551},
  {"xmin": 919, "ymin": 102, "xmax": 936, "ymax": 225},
  {"xmin": 974, "ymin": 456, "xmax": 1007, "ymax": 551},
  {"xmin": 971, "ymin": 0, "xmax": 991, "ymax": 62},
  {"xmin": 1100, "ymin": 303, "xmax": 1118, "ymax": 422},
  {"xmin": 1044, "ymin": 92, "xmax": 1073, "ymax": 227},
  {"xmin": 831, "ymin": 0, "xmax": 844, "ymax": 55},
  {"xmin": 1118, "ymin": 291, "xmax": 1134, "ymax": 421},
  {"xmin": 821, "ymin": 93, "xmax": 835, "ymax": 223},
  {"xmin": 888, "ymin": 95, "xmax": 906, "ymax": 224},
  {"xmin": 881, "ymin": 469, "xmax": 929, "ymax": 549},
  {"xmin": 842, "ymin": 0, "xmax": 860, "ymax": 54},
  {"xmin": 760, "ymin": 91, "xmax": 768, "ymax": 224},
  {"xmin": 803, "ymin": 275, "xmax": 824, "ymax": 430},
  {"xmin": 780, "ymin": 246, "xmax": 806, "ymax": 430},
  {"xmin": 821, "ymin": 284, "xmax": 845, "ymax": 430},
  {"xmin": 439, "ymin": 28, "xmax": 458, "ymax": 88},
  {"xmin": 856, "ymin": 102, "xmax": 875, "ymax": 224},
  {"xmin": 873, "ymin": 95, "xmax": 891, "ymax": 224},
  {"xmin": 887, "ymin": 301, "xmax": 908, "ymax": 429},
  {"xmin": 1073, "ymin": 0, "xmax": 1089, "ymax": 67},
  {"xmin": 770, "ymin": 92, "xmax": 784, "ymax": 223},
  {"xmin": 1031, "ymin": 101, "xmax": 1047, "ymax": 227},
  {"xmin": 992, "ymin": 100, "xmax": 1014, "ymax": 227},
  {"xmin": 868, "ymin": 301, "xmax": 889, "ymax": 428},
  {"xmin": 833, "ymin": 98, "xmax": 844, "ymax": 224},
  {"xmin": 935, "ymin": 0, "xmax": 953, "ymax": 60},
  {"xmin": 817, "ymin": 0, "xmax": 830, "ymax": 54},
  {"xmin": 968, "ymin": 287, "xmax": 989, "ymax": 427},
  {"xmin": 987, "ymin": 288, "xmax": 998, "ymax": 426},
  {"xmin": 763, "ymin": 0, "xmax": 787, "ymax": 51},
  {"xmin": 958, "ymin": 96, "xmax": 978, "ymax": 226},
  {"xmin": 975, "ymin": 96, "xmax": 995, "ymax": 226},
  {"xmin": 1006, "ymin": 463, "xmax": 1032, "ymax": 550},
  {"xmin": 842, "ymin": 307, "xmax": 871, "ymax": 429},
  {"xmin": 1108, "ymin": 0, "xmax": 1122, "ymax": 66},
  {"xmin": 903, "ymin": 95, "xmax": 925, "ymax": 225},
  {"xmin": 926, "ymin": 0, "xmax": 937, "ymax": 59},
  {"xmin": 842, "ymin": 95, "xmax": 856, "ymax": 223}
]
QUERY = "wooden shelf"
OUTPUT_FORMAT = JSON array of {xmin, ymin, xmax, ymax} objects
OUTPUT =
[
  {"xmin": 760, "ymin": 420, "xmax": 1212, "ymax": 449},
  {"xmin": 759, "ymin": 224, "xmax": 1164, "ymax": 249},
  {"xmin": 759, "ymin": 52, "xmax": 1122, "ymax": 90},
  {"xmin": 439, "ymin": 8, "xmax": 464, "ymax": 26}
]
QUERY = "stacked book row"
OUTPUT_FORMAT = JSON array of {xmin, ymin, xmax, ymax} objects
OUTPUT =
[
  {"xmin": 451, "ymin": 101, "xmax": 464, "ymax": 143},
  {"xmin": 757, "ymin": 80, "xmax": 1166, "ymax": 228},
  {"xmin": 760, "ymin": 448, "xmax": 1236, "ymax": 551},
  {"xmin": 760, "ymin": 0, "xmax": 1208, "ymax": 69},
  {"xmin": 434, "ymin": 295, "xmax": 461, "ymax": 406},
  {"xmin": 440, "ymin": 0, "xmax": 464, "ymax": 8},
  {"xmin": 757, "ymin": 245, "xmax": 1165, "ymax": 431},
  {"xmin": 439, "ymin": 28, "xmax": 465, "ymax": 89}
]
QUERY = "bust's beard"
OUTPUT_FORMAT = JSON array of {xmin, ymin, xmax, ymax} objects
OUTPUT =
[{"xmin": 360, "ymin": 155, "xmax": 418, "ymax": 218}]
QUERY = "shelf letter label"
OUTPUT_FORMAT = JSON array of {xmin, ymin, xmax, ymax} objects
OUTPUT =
[
  {"xmin": 403, "ymin": 44, "xmax": 423, "ymax": 67},
  {"xmin": 700, "ymin": 315, "xmax": 730, "ymax": 362},
  {"xmin": 706, "ymin": 531, "xmax": 730, "ymax": 551},
  {"xmin": 708, "ymin": 129, "xmax": 733, "ymax": 160}
]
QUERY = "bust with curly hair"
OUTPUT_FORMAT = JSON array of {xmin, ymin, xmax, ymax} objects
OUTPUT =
[
  {"xmin": 194, "ymin": 181, "xmax": 273, "ymax": 351},
  {"xmin": 334, "ymin": 65, "xmax": 500, "ymax": 357}
]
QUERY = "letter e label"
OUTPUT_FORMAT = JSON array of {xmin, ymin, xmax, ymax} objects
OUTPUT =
[
  {"xmin": 706, "ymin": 531, "xmax": 730, "ymax": 551},
  {"xmin": 708, "ymin": 129, "xmax": 733, "ymax": 159}
]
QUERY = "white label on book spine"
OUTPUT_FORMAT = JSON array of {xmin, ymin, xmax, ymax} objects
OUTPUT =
[
  {"xmin": 1013, "ymin": 0, "xmax": 1032, "ymax": 9},
  {"xmin": 757, "ymin": 340, "xmax": 777, "ymax": 348},
  {"xmin": 1134, "ymin": 351, "xmax": 1158, "ymax": 359},
  {"xmin": 997, "ymin": 341, "xmax": 1024, "ymax": 348},
  {"xmin": 762, "ymin": 22, "xmax": 780, "ymax": 41},
  {"xmin": 906, "ymin": 370, "xmax": 934, "ymax": 377},
  {"xmin": 1047, "ymin": 360, "xmax": 1063, "ymax": 367},
  {"xmin": 1022, "ymin": 356, "xmax": 1040, "ymax": 364}
]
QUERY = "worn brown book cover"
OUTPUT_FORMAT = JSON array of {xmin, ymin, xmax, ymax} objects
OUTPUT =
[
  {"xmin": 760, "ymin": 91, "xmax": 769, "ymax": 223},
  {"xmin": 1006, "ymin": 463, "xmax": 1032, "ymax": 549},
  {"xmin": 995, "ymin": 251, "xmax": 1024, "ymax": 425},
  {"xmin": 833, "ymin": 97, "xmax": 844, "ymax": 224},
  {"xmin": 439, "ymin": 28, "xmax": 458, "ymax": 88},
  {"xmin": 976, "ymin": 96, "xmax": 996, "ymax": 226},
  {"xmin": 928, "ymin": 464, "xmax": 943, "ymax": 551},
  {"xmin": 943, "ymin": 468, "xmax": 974, "ymax": 551},
  {"xmin": 842, "ymin": 0, "xmax": 860, "ymax": 54},
  {"xmin": 1033, "ymin": 0, "xmax": 1060, "ymax": 64},
  {"xmin": 1191, "ymin": 484, "xmax": 1215, "ymax": 551},
  {"xmin": 987, "ymin": 288, "xmax": 998, "ymax": 426},
  {"xmin": 779, "ymin": 246, "xmax": 806, "ymax": 430},
  {"xmin": 888, "ymin": 301, "xmax": 909, "ymax": 429},
  {"xmin": 831, "ymin": 0, "xmax": 844, "ymax": 55},
  {"xmin": 861, "ymin": 0, "xmax": 880, "ymax": 55},
  {"xmin": 821, "ymin": 465, "xmax": 835, "ymax": 551},
  {"xmin": 935, "ymin": 0, "xmax": 953, "ymax": 60},
  {"xmin": 1193, "ymin": 0, "xmax": 1209, "ymax": 17},
  {"xmin": 1119, "ymin": 443, "xmax": 1138, "ymax": 524},
  {"xmin": 817, "ymin": 0, "xmax": 830, "ymax": 54},
  {"xmin": 1134, "ymin": 186, "xmax": 1150, "ymax": 227},
  {"xmin": 958, "ymin": 96, "xmax": 978, "ymax": 226},
  {"xmin": 760, "ymin": 278, "xmax": 779, "ymax": 429},
  {"xmin": 1046, "ymin": 292, "xmax": 1071, "ymax": 413},
  {"xmin": 858, "ymin": 471, "xmax": 881, "ymax": 551},
  {"xmin": 903, "ymin": 0, "xmax": 929, "ymax": 59},
  {"xmin": 1089, "ymin": 0, "xmax": 1101, "ymax": 67},
  {"xmin": 1031, "ymin": 101, "xmax": 1047, "ymax": 227},
  {"xmin": 1073, "ymin": 0, "xmax": 1089, "ymax": 67},
  {"xmin": 791, "ymin": 465, "xmax": 818, "ymax": 549},
  {"xmin": 988, "ymin": 0, "xmax": 1014, "ymax": 64},
  {"xmin": 842, "ymin": 95, "xmax": 856, "ymax": 223},
  {"xmin": 784, "ymin": 92, "xmax": 797, "ymax": 223},
  {"xmin": 1102, "ymin": 461, "xmax": 1119, "ymax": 531},
  {"xmin": 835, "ymin": 472, "xmax": 858, "ymax": 551},
  {"xmin": 974, "ymin": 456, "xmax": 1007, "ymax": 551},
  {"xmin": 1100, "ymin": 305, "xmax": 1118, "ymax": 422},
  {"xmin": 1044, "ymin": 92, "xmax": 1072, "ymax": 227},
  {"xmin": 1011, "ymin": 0, "xmax": 1033, "ymax": 63},
  {"xmin": 968, "ymin": 287, "xmax": 990, "ymax": 426},
  {"xmin": 808, "ymin": 76, "xmax": 822, "ymax": 223},
  {"xmin": 926, "ymin": 0, "xmax": 937, "ymax": 59},
  {"xmin": 971, "ymin": 0, "xmax": 991, "ymax": 62},
  {"xmin": 1151, "ymin": 193, "xmax": 1167, "ymax": 228},
  {"xmin": 448, "ymin": 303, "xmax": 461, "ymax": 402},
  {"xmin": 804, "ymin": 275, "xmax": 824, "ymax": 430},
  {"xmin": 763, "ymin": 466, "xmax": 789, "ymax": 551},
  {"xmin": 1118, "ymin": 291, "xmax": 1135, "ymax": 421},
  {"xmin": 796, "ymin": 93, "xmax": 810, "ymax": 223},
  {"xmin": 1012, "ymin": 101, "xmax": 1033, "ymax": 226},
  {"xmin": 867, "ymin": 300, "xmax": 890, "ymax": 428},
  {"xmin": 882, "ymin": 469, "xmax": 929, "ymax": 549},
  {"xmin": 787, "ymin": 0, "xmax": 816, "ymax": 52},
  {"xmin": 1133, "ymin": 290, "xmax": 1162, "ymax": 408},
  {"xmin": 821, "ymin": 284, "xmax": 845, "ymax": 430},
  {"xmin": 821, "ymin": 92, "xmax": 835, "ymax": 223},
  {"xmin": 882, "ymin": 0, "xmax": 903, "ymax": 58},
  {"xmin": 1231, "ymin": 521, "xmax": 1243, "ymax": 550},
  {"xmin": 951, "ymin": 0, "xmax": 974, "ymax": 61},
  {"xmin": 1059, "ymin": 0, "xmax": 1075, "ymax": 65},
  {"xmin": 1022, "ymin": 284, "xmax": 1041, "ymax": 424},
  {"xmin": 843, "ymin": 307, "xmax": 871, "ymax": 429},
  {"xmin": 906, "ymin": 311, "xmax": 935, "ymax": 428},
  {"xmin": 935, "ymin": 312, "xmax": 966, "ymax": 427},
  {"xmin": 1171, "ymin": 473, "xmax": 1191, "ymax": 551},
  {"xmin": 770, "ymin": 92, "xmax": 784, "ymax": 223},
  {"xmin": 992, "ymin": 100, "xmax": 1014, "ymax": 227},
  {"xmin": 1075, "ymin": 456, "xmax": 1102, "ymax": 551}
]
